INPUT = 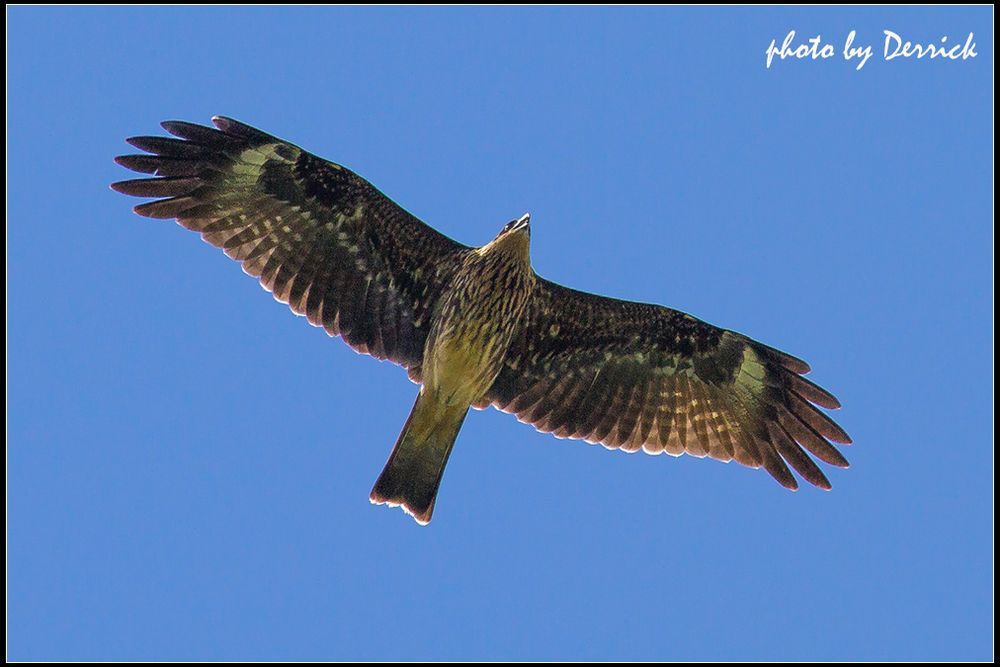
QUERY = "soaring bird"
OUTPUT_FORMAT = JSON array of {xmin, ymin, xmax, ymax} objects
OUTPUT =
[{"xmin": 112, "ymin": 117, "xmax": 851, "ymax": 525}]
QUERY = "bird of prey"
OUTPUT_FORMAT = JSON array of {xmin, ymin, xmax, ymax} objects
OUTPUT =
[{"xmin": 112, "ymin": 116, "xmax": 851, "ymax": 525}]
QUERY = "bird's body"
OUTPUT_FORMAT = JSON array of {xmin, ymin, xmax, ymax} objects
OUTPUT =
[
  {"xmin": 424, "ymin": 224, "xmax": 535, "ymax": 406},
  {"xmin": 371, "ymin": 217, "xmax": 536, "ymax": 522},
  {"xmin": 113, "ymin": 117, "xmax": 852, "ymax": 525}
]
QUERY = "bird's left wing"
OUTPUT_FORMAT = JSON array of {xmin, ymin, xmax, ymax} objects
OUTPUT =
[
  {"xmin": 113, "ymin": 117, "xmax": 468, "ymax": 377},
  {"xmin": 485, "ymin": 278, "xmax": 851, "ymax": 489}
]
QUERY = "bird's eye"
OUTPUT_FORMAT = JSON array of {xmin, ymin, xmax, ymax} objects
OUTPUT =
[{"xmin": 503, "ymin": 220, "xmax": 517, "ymax": 232}]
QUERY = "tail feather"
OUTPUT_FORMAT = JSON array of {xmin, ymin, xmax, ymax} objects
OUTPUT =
[{"xmin": 370, "ymin": 390, "xmax": 468, "ymax": 525}]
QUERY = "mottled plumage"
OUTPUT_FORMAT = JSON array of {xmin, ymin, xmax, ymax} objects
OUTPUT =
[
  {"xmin": 113, "ymin": 116, "xmax": 851, "ymax": 525},
  {"xmin": 113, "ymin": 118, "xmax": 466, "ymax": 379}
]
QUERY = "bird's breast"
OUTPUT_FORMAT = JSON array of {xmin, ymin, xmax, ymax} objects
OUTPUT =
[{"xmin": 421, "ymin": 259, "xmax": 533, "ymax": 405}]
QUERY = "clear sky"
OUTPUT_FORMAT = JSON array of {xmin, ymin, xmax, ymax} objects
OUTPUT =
[{"xmin": 8, "ymin": 6, "xmax": 993, "ymax": 661}]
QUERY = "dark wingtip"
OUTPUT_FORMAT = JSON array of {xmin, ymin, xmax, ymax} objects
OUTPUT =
[
  {"xmin": 114, "ymin": 154, "xmax": 141, "ymax": 170},
  {"xmin": 132, "ymin": 196, "xmax": 196, "ymax": 219},
  {"xmin": 210, "ymin": 115, "xmax": 282, "ymax": 144},
  {"xmin": 211, "ymin": 115, "xmax": 249, "ymax": 132},
  {"xmin": 124, "ymin": 136, "xmax": 148, "ymax": 151},
  {"xmin": 800, "ymin": 382, "xmax": 842, "ymax": 410},
  {"xmin": 825, "ymin": 423, "xmax": 852, "ymax": 445},
  {"xmin": 823, "ymin": 443, "xmax": 851, "ymax": 468},
  {"xmin": 770, "ymin": 463, "xmax": 799, "ymax": 492},
  {"xmin": 110, "ymin": 176, "xmax": 200, "ymax": 198},
  {"xmin": 806, "ymin": 465, "xmax": 833, "ymax": 490},
  {"xmin": 780, "ymin": 368, "xmax": 843, "ymax": 410},
  {"xmin": 160, "ymin": 119, "xmax": 205, "ymax": 135},
  {"xmin": 781, "ymin": 356, "xmax": 811, "ymax": 375},
  {"xmin": 132, "ymin": 202, "xmax": 161, "ymax": 218}
]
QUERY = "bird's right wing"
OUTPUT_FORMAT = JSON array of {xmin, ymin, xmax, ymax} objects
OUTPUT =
[
  {"xmin": 113, "ymin": 117, "xmax": 469, "ymax": 378},
  {"xmin": 485, "ymin": 279, "xmax": 851, "ymax": 489}
]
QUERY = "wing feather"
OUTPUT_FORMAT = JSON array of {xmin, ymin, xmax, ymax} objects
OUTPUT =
[
  {"xmin": 113, "ymin": 116, "xmax": 469, "ymax": 374},
  {"xmin": 487, "ymin": 278, "xmax": 850, "ymax": 490}
]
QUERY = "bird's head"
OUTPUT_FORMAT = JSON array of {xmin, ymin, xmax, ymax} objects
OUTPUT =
[
  {"xmin": 498, "ymin": 212, "xmax": 531, "ymax": 239},
  {"xmin": 481, "ymin": 213, "xmax": 531, "ymax": 259}
]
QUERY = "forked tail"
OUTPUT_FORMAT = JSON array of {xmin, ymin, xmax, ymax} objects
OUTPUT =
[{"xmin": 370, "ymin": 389, "xmax": 469, "ymax": 525}]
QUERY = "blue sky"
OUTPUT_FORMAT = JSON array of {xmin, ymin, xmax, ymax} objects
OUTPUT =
[{"xmin": 8, "ymin": 6, "xmax": 992, "ymax": 661}]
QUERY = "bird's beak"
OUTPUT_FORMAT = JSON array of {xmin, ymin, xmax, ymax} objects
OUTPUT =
[{"xmin": 511, "ymin": 213, "xmax": 530, "ymax": 234}]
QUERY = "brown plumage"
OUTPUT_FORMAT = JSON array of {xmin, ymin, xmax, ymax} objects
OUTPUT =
[{"xmin": 112, "ymin": 116, "xmax": 851, "ymax": 525}]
